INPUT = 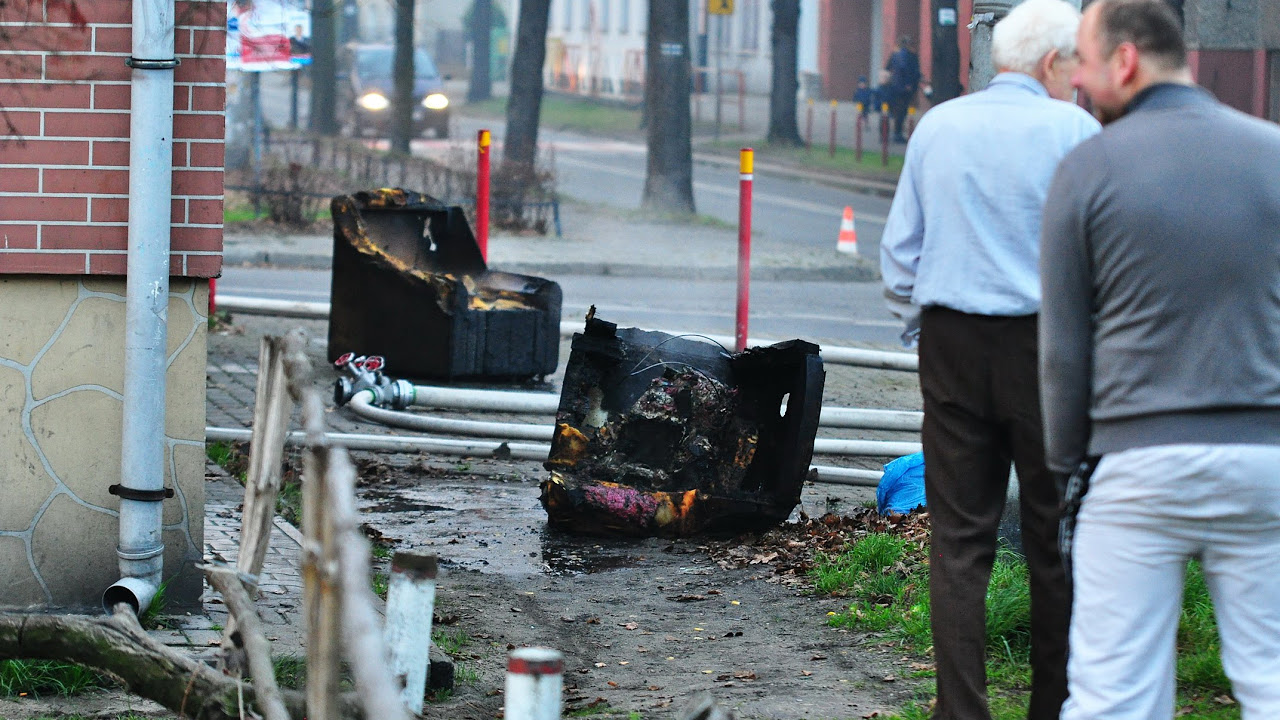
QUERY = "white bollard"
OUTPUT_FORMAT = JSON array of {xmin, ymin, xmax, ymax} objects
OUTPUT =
[
  {"xmin": 504, "ymin": 647, "xmax": 564, "ymax": 720},
  {"xmin": 384, "ymin": 552, "xmax": 438, "ymax": 714}
]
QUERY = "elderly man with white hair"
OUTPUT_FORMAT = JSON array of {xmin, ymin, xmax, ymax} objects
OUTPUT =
[{"xmin": 878, "ymin": 0, "xmax": 1100, "ymax": 718}]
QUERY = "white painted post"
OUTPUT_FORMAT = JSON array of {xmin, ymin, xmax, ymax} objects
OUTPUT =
[
  {"xmin": 385, "ymin": 552, "xmax": 439, "ymax": 714},
  {"xmin": 504, "ymin": 648, "xmax": 564, "ymax": 720}
]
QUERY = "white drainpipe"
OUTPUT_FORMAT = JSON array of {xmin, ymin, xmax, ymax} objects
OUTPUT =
[{"xmin": 104, "ymin": 0, "xmax": 177, "ymax": 615}]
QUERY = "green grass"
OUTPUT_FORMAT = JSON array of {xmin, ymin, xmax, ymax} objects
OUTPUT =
[
  {"xmin": 206, "ymin": 440, "xmax": 234, "ymax": 469},
  {"xmin": 0, "ymin": 660, "xmax": 109, "ymax": 698},
  {"xmin": 138, "ymin": 578, "xmax": 172, "ymax": 630},
  {"xmin": 710, "ymin": 138, "xmax": 904, "ymax": 177},
  {"xmin": 223, "ymin": 202, "xmax": 332, "ymax": 225},
  {"xmin": 371, "ymin": 571, "xmax": 389, "ymax": 599},
  {"xmin": 815, "ymin": 534, "xmax": 1241, "ymax": 719},
  {"xmin": 273, "ymin": 654, "xmax": 307, "ymax": 690},
  {"xmin": 460, "ymin": 95, "xmax": 644, "ymax": 136},
  {"xmin": 432, "ymin": 628, "xmax": 471, "ymax": 657},
  {"xmin": 454, "ymin": 662, "xmax": 480, "ymax": 686},
  {"xmin": 371, "ymin": 543, "xmax": 392, "ymax": 561}
]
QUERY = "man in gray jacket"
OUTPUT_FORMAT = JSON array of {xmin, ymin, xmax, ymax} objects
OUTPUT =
[{"xmin": 1040, "ymin": 0, "xmax": 1280, "ymax": 716}]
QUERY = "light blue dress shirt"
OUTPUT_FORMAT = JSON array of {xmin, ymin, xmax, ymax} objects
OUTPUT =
[{"xmin": 880, "ymin": 73, "xmax": 1100, "ymax": 316}]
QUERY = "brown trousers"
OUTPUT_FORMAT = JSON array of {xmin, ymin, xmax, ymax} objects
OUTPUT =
[{"xmin": 917, "ymin": 307, "xmax": 1069, "ymax": 720}]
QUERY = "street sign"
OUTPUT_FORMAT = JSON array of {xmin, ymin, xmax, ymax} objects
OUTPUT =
[{"xmin": 708, "ymin": 0, "xmax": 734, "ymax": 15}]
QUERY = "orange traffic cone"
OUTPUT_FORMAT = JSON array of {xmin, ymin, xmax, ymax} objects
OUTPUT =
[{"xmin": 837, "ymin": 206, "xmax": 858, "ymax": 254}]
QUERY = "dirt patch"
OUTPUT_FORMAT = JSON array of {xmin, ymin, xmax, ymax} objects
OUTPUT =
[{"xmin": 350, "ymin": 454, "xmax": 927, "ymax": 720}]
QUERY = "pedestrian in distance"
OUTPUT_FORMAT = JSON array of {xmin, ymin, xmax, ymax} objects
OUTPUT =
[
  {"xmin": 1039, "ymin": 0, "xmax": 1280, "ymax": 717},
  {"xmin": 853, "ymin": 75, "xmax": 875, "ymax": 118},
  {"xmin": 879, "ymin": 0, "xmax": 1101, "ymax": 717},
  {"xmin": 884, "ymin": 36, "xmax": 921, "ymax": 142}
]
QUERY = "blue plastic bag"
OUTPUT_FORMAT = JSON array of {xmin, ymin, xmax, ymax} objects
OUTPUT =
[{"xmin": 876, "ymin": 452, "xmax": 926, "ymax": 515}]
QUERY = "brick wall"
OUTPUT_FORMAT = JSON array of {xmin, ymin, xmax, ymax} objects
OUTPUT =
[{"xmin": 0, "ymin": 0, "xmax": 225, "ymax": 277}]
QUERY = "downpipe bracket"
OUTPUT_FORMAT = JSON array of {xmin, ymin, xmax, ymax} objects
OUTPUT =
[{"xmin": 108, "ymin": 484, "xmax": 175, "ymax": 502}]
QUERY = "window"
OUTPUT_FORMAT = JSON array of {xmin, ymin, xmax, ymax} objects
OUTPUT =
[
  {"xmin": 584, "ymin": 0, "xmax": 592, "ymax": 30},
  {"xmin": 564, "ymin": 0, "xmax": 573, "ymax": 30},
  {"xmin": 619, "ymin": 0, "xmax": 629, "ymax": 33},
  {"xmin": 600, "ymin": 0, "xmax": 610, "ymax": 33}
]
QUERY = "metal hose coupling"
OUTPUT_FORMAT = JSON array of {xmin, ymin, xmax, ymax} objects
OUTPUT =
[{"xmin": 332, "ymin": 352, "xmax": 415, "ymax": 409}]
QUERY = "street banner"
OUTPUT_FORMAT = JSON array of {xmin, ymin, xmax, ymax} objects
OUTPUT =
[{"xmin": 227, "ymin": 0, "xmax": 312, "ymax": 71}]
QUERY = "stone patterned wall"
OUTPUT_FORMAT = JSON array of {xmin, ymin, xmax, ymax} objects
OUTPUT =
[{"xmin": 0, "ymin": 276, "xmax": 206, "ymax": 610}]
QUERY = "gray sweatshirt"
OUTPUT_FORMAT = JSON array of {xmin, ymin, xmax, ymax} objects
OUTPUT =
[{"xmin": 1039, "ymin": 83, "xmax": 1280, "ymax": 474}]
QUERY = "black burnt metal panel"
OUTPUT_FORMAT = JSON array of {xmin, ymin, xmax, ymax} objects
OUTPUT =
[
  {"xmin": 326, "ymin": 189, "xmax": 561, "ymax": 380},
  {"xmin": 540, "ymin": 317, "xmax": 825, "ymax": 537}
]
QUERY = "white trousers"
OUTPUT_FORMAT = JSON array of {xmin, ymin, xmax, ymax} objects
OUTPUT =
[{"xmin": 1060, "ymin": 444, "xmax": 1280, "ymax": 720}]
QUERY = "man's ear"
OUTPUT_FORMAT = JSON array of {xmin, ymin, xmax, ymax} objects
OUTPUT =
[
  {"xmin": 1037, "ymin": 49, "xmax": 1060, "ymax": 85},
  {"xmin": 1113, "ymin": 42, "xmax": 1140, "ymax": 86}
]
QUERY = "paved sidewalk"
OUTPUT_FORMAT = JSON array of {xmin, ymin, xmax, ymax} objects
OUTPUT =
[{"xmin": 224, "ymin": 199, "xmax": 880, "ymax": 282}]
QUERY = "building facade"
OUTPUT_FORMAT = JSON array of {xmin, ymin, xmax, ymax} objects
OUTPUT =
[{"xmin": 0, "ymin": 0, "xmax": 224, "ymax": 610}]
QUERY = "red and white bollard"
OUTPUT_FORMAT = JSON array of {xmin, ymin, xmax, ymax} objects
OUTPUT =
[
  {"xmin": 384, "ymin": 552, "xmax": 438, "ymax": 714},
  {"xmin": 477, "ymin": 129, "xmax": 491, "ymax": 262},
  {"xmin": 505, "ymin": 647, "xmax": 564, "ymax": 720},
  {"xmin": 735, "ymin": 148, "xmax": 753, "ymax": 353}
]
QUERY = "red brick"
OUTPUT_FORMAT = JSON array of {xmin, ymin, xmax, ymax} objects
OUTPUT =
[
  {"xmin": 0, "ymin": 54, "xmax": 42, "ymax": 80},
  {"xmin": 173, "ymin": 169, "xmax": 223, "ymax": 196},
  {"xmin": 0, "ymin": 168, "xmax": 39, "ymax": 192},
  {"xmin": 89, "ymin": 197, "xmax": 128, "ymax": 223},
  {"xmin": 0, "ymin": 251, "xmax": 87, "ymax": 274},
  {"xmin": 49, "ymin": 0, "xmax": 131, "ymax": 25},
  {"xmin": 0, "ymin": 196, "xmax": 87, "ymax": 222},
  {"xmin": 3, "ymin": 111, "xmax": 41, "ymax": 137},
  {"xmin": 171, "ymin": 225, "xmax": 221, "ymax": 251},
  {"xmin": 42, "ymin": 223, "xmax": 128, "ymax": 250},
  {"xmin": 91, "ymin": 140, "xmax": 129, "ymax": 166},
  {"xmin": 175, "ymin": 1, "xmax": 226, "ymax": 29},
  {"xmin": 46, "ymin": 54, "xmax": 130, "ymax": 83},
  {"xmin": 169, "ymin": 255, "xmax": 183, "ymax": 275},
  {"xmin": 93, "ymin": 25, "xmax": 132, "ymax": 54},
  {"xmin": 189, "ymin": 29, "xmax": 225, "ymax": 57},
  {"xmin": 44, "ymin": 111, "xmax": 130, "ymax": 139},
  {"xmin": 174, "ymin": 29, "xmax": 192, "ymax": 55},
  {"xmin": 174, "ymin": 113, "xmax": 223, "ymax": 140},
  {"xmin": 0, "ymin": 0, "xmax": 42, "ymax": 23},
  {"xmin": 0, "ymin": 83, "xmax": 90, "ymax": 110},
  {"xmin": 0, "ymin": 224, "xmax": 38, "ymax": 249},
  {"xmin": 44, "ymin": 168, "xmax": 128, "ymax": 194},
  {"xmin": 187, "ymin": 198, "xmax": 223, "ymax": 224},
  {"xmin": 172, "ymin": 198, "xmax": 185, "ymax": 224},
  {"xmin": 173, "ymin": 85, "xmax": 190, "ymax": 112},
  {"xmin": 189, "ymin": 142, "xmax": 224, "ymax": 168},
  {"xmin": 0, "ymin": 139, "xmax": 90, "ymax": 165},
  {"xmin": 174, "ymin": 56, "xmax": 224, "ymax": 84},
  {"xmin": 89, "ymin": 252, "xmax": 127, "ymax": 275},
  {"xmin": 190, "ymin": 85, "xmax": 225, "ymax": 112},
  {"xmin": 6, "ymin": 24, "xmax": 92, "ymax": 52},
  {"xmin": 172, "ymin": 141, "xmax": 189, "ymax": 168},
  {"xmin": 91, "ymin": 83, "xmax": 130, "ymax": 110},
  {"xmin": 183, "ymin": 253, "xmax": 223, "ymax": 278}
]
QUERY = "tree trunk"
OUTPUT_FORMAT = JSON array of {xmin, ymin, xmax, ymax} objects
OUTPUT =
[
  {"xmin": 390, "ymin": 0, "xmax": 416, "ymax": 154},
  {"xmin": 930, "ymin": 0, "xmax": 962, "ymax": 102},
  {"xmin": 642, "ymin": 0, "xmax": 696, "ymax": 215},
  {"xmin": 468, "ymin": 0, "xmax": 493, "ymax": 102},
  {"xmin": 502, "ymin": 0, "xmax": 552, "ymax": 173},
  {"xmin": 766, "ymin": 0, "xmax": 802, "ymax": 146},
  {"xmin": 309, "ymin": 0, "xmax": 338, "ymax": 135},
  {"xmin": 0, "ymin": 607, "xmax": 362, "ymax": 720}
]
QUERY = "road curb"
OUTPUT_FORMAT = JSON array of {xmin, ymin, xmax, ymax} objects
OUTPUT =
[{"xmin": 221, "ymin": 252, "xmax": 880, "ymax": 283}]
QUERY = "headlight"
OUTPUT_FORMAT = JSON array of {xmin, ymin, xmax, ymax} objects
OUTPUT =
[
  {"xmin": 358, "ymin": 92, "xmax": 389, "ymax": 111},
  {"xmin": 422, "ymin": 93, "xmax": 449, "ymax": 110}
]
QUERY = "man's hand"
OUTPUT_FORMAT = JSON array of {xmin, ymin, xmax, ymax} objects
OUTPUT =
[{"xmin": 884, "ymin": 291, "xmax": 921, "ymax": 349}]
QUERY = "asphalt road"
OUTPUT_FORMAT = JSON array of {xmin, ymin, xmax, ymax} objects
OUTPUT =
[
  {"xmin": 252, "ymin": 74, "xmax": 896, "ymax": 270},
  {"xmin": 218, "ymin": 266, "xmax": 904, "ymax": 347}
]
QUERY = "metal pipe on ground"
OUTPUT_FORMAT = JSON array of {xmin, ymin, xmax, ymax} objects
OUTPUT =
[
  {"xmin": 215, "ymin": 295, "xmax": 919, "ymax": 372},
  {"xmin": 385, "ymin": 384, "xmax": 922, "ymax": 432},
  {"xmin": 204, "ymin": 426, "xmax": 882, "ymax": 486},
  {"xmin": 347, "ymin": 390, "xmax": 921, "ymax": 456}
]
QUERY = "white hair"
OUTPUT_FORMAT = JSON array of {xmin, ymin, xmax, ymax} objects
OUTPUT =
[{"xmin": 992, "ymin": 0, "xmax": 1082, "ymax": 75}]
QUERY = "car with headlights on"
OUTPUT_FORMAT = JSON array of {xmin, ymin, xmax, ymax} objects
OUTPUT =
[{"xmin": 341, "ymin": 43, "xmax": 450, "ymax": 138}]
